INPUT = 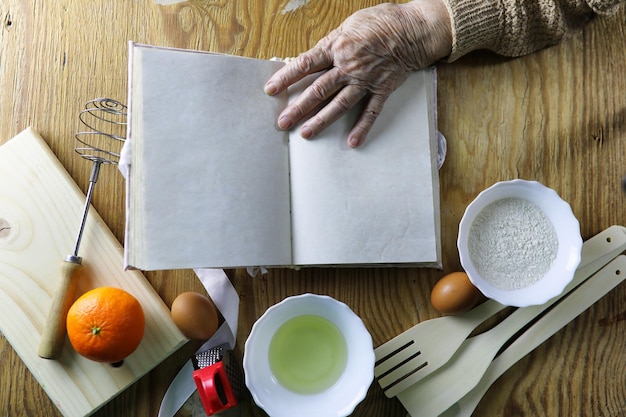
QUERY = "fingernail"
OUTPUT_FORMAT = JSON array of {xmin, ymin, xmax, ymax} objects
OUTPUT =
[
  {"xmin": 278, "ymin": 116, "xmax": 292, "ymax": 130},
  {"xmin": 348, "ymin": 135, "xmax": 362, "ymax": 148},
  {"xmin": 301, "ymin": 125, "xmax": 313, "ymax": 139},
  {"xmin": 265, "ymin": 82, "xmax": 277, "ymax": 95}
]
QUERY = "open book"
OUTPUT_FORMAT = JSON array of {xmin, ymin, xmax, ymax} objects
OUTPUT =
[{"xmin": 125, "ymin": 42, "xmax": 441, "ymax": 270}]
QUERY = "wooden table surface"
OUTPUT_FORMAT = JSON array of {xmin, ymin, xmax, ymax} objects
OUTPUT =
[{"xmin": 1, "ymin": 0, "xmax": 625, "ymax": 416}]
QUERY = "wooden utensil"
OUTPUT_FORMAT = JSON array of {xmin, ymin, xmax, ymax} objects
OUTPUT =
[
  {"xmin": 375, "ymin": 299, "xmax": 506, "ymax": 397},
  {"xmin": 396, "ymin": 226, "xmax": 626, "ymax": 415},
  {"xmin": 439, "ymin": 254, "xmax": 626, "ymax": 417},
  {"xmin": 376, "ymin": 225, "xmax": 626, "ymax": 398}
]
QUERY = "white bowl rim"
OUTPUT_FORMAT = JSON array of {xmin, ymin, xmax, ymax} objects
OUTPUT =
[
  {"xmin": 457, "ymin": 179, "xmax": 582, "ymax": 307},
  {"xmin": 243, "ymin": 293, "xmax": 375, "ymax": 417}
]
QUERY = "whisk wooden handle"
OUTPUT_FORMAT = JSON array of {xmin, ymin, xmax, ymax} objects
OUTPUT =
[{"xmin": 38, "ymin": 260, "xmax": 82, "ymax": 359}]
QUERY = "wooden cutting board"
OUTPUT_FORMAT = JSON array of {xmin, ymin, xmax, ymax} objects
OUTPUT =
[{"xmin": 0, "ymin": 128, "xmax": 188, "ymax": 416}]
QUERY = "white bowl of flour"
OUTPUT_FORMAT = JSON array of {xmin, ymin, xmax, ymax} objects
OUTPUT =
[{"xmin": 457, "ymin": 179, "xmax": 583, "ymax": 307}]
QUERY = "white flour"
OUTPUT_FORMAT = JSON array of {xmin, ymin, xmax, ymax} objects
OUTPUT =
[{"xmin": 468, "ymin": 198, "xmax": 558, "ymax": 290}]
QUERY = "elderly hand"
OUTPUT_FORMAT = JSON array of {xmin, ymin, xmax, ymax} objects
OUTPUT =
[{"xmin": 264, "ymin": 0, "xmax": 452, "ymax": 147}]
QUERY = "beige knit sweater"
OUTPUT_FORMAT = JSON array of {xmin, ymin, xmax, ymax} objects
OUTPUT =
[{"xmin": 443, "ymin": 0, "xmax": 623, "ymax": 60}]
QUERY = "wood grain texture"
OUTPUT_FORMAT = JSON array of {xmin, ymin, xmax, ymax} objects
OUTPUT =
[{"xmin": 1, "ymin": 0, "xmax": 625, "ymax": 416}]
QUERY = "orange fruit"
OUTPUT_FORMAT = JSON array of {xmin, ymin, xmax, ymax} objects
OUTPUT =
[{"xmin": 66, "ymin": 286, "xmax": 145, "ymax": 363}]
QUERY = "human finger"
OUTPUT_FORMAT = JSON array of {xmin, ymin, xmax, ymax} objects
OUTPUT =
[
  {"xmin": 265, "ymin": 46, "xmax": 333, "ymax": 96},
  {"xmin": 346, "ymin": 93, "xmax": 387, "ymax": 148},
  {"xmin": 276, "ymin": 67, "xmax": 347, "ymax": 130},
  {"xmin": 300, "ymin": 85, "xmax": 367, "ymax": 139}
]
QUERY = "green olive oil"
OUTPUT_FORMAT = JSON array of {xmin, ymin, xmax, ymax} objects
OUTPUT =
[{"xmin": 268, "ymin": 315, "xmax": 347, "ymax": 394}]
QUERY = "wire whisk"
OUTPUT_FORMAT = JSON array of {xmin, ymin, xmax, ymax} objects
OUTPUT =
[
  {"xmin": 38, "ymin": 97, "xmax": 128, "ymax": 360},
  {"xmin": 70, "ymin": 98, "xmax": 127, "ymax": 260},
  {"xmin": 75, "ymin": 97, "xmax": 127, "ymax": 164}
]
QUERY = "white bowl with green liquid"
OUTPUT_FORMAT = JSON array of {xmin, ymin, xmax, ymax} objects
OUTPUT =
[{"xmin": 243, "ymin": 293, "xmax": 374, "ymax": 417}]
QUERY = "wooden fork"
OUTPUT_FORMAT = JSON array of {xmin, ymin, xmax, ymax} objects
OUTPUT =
[
  {"xmin": 375, "ymin": 225, "xmax": 626, "ymax": 398},
  {"xmin": 374, "ymin": 298, "xmax": 506, "ymax": 398}
]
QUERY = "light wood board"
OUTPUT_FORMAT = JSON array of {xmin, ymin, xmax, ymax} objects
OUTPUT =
[{"xmin": 0, "ymin": 127, "xmax": 187, "ymax": 417}]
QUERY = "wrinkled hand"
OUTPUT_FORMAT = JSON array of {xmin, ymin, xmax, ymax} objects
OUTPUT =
[{"xmin": 265, "ymin": 0, "xmax": 452, "ymax": 147}]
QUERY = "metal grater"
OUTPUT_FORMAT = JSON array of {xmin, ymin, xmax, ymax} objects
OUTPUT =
[
  {"xmin": 221, "ymin": 350, "xmax": 247, "ymax": 401},
  {"xmin": 192, "ymin": 344, "xmax": 248, "ymax": 415},
  {"xmin": 192, "ymin": 344, "xmax": 227, "ymax": 369}
]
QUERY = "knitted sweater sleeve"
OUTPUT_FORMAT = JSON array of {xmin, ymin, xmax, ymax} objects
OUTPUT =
[{"xmin": 442, "ymin": 0, "xmax": 623, "ymax": 61}]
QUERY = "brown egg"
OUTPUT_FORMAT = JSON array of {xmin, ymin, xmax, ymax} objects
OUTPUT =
[
  {"xmin": 430, "ymin": 272, "xmax": 483, "ymax": 315},
  {"xmin": 171, "ymin": 292, "xmax": 219, "ymax": 340}
]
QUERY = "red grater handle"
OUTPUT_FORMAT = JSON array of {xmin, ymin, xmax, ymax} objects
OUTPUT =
[{"xmin": 193, "ymin": 362, "xmax": 238, "ymax": 415}]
